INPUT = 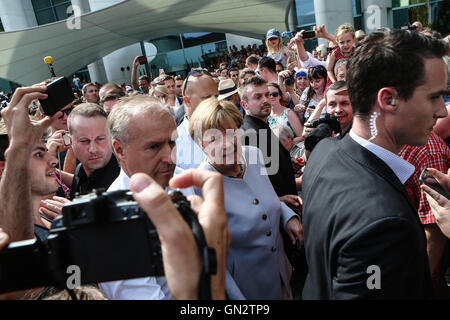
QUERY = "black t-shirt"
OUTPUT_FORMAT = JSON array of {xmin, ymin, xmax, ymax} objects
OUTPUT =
[
  {"xmin": 69, "ymin": 155, "xmax": 120, "ymax": 200},
  {"xmin": 240, "ymin": 115, "xmax": 297, "ymax": 197}
]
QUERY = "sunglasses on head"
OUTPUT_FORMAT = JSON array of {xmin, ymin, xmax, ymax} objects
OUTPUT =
[{"xmin": 183, "ymin": 69, "xmax": 212, "ymax": 96}]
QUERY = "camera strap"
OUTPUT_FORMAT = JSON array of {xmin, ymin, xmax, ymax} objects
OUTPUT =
[{"xmin": 170, "ymin": 191, "xmax": 217, "ymax": 300}]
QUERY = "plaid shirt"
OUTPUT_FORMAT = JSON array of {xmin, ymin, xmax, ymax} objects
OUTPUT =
[{"xmin": 399, "ymin": 132, "xmax": 450, "ymax": 224}]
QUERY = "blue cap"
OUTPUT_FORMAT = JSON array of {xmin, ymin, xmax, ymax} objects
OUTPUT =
[{"xmin": 266, "ymin": 28, "xmax": 281, "ymax": 39}]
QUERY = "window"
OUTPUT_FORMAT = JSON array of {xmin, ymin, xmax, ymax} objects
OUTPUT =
[
  {"xmin": 295, "ymin": 0, "xmax": 316, "ymax": 26},
  {"xmin": 31, "ymin": 0, "xmax": 71, "ymax": 25},
  {"xmin": 392, "ymin": 0, "xmax": 447, "ymax": 34},
  {"xmin": 353, "ymin": 0, "xmax": 363, "ymax": 31}
]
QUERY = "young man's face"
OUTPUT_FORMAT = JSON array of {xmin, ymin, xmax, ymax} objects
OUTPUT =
[
  {"xmin": 83, "ymin": 85, "xmax": 99, "ymax": 103},
  {"xmin": 29, "ymin": 141, "xmax": 59, "ymax": 197},
  {"xmin": 229, "ymin": 71, "xmax": 239, "ymax": 84},
  {"xmin": 241, "ymin": 84, "xmax": 271, "ymax": 121},
  {"xmin": 393, "ymin": 58, "xmax": 448, "ymax": 146},
  {"xmin": 164, "ymin": 79, "xmax": 176, "ymax": 97}
]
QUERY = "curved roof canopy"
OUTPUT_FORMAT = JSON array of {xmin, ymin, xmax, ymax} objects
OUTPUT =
[{"xmin": 0, "ymin": 0, "xmax": 291, "ymax": 85}]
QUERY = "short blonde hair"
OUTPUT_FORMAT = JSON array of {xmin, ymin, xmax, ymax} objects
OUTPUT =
[
  {"xmin": 188, "ymin": 97, "xmax": 243, "ymax": 143},
  {"xmin": 335, "ymin": 23, "xmax": 355, "ymax": 41}
]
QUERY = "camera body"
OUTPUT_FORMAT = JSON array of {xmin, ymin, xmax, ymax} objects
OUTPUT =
[
  {"xmin": 0, "ymin": 189, "xmax": 169, "ymax": 293},
  {"xmin": 304, "ymin": 114, "xmax": 341, "ymax": 152},
  {"xmin": 401, "ymin": 24, "xmax": 417, "ymax": 31},
  {"xmin": 284, "ymin": 74, "xmax": 295, "ymax": 86}
]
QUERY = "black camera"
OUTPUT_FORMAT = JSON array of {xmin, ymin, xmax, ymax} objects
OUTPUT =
[
  {"xmin": 304, "ymin": 114, "xmax": 341, "ymax": 152},
  {"xmin": 401, "ymin": 24, "xmax": 417, "ymax": 31},
  {"xmin": 284, "ymin": 75, "xmax": 295, "ymax": 86},
  {"xmin": 0, "ymin": 189, "xmax": 213, "ymax": 294}
]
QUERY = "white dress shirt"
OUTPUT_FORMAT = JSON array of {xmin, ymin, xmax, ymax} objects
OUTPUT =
[
  {"xmin": 176, "ymin": 116, "xmax": 206, "ymax": 170},
  {"xmin": 349, "ymin": 130, "xmax": 415, "ymax": 184},
  {"xmin": 99, "ymin": 167, "xmax": 193, "ymax": 300}
]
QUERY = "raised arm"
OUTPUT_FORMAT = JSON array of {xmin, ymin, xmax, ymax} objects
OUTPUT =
[
  {"xmin": 131, "ymin": 56, "xmax": 140, "ymax": 91},
  {"xmin": 0, "ymin": 86, "xmax": 57, "ymax": 241}
]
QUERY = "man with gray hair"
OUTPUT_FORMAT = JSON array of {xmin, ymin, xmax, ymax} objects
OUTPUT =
[
  {"xmin": 100, "ymin": 94, "xmax": 193, "ymax": 300},
  {"xmin": 272, "ymin": 124, "xmax": 305, "ymax": 160}
]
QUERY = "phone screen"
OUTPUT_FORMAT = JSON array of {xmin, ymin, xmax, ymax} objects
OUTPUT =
[
  {"xmin": 302, "ymin": 30, "xmax": 316, "ymax": 39},
  {"xmin": 138, "ymin": 56, "xmax": 147, "ymax": 65},
  {"xmin": 419, "ymin": 169, "xmax": 450, "ymax": 200}
]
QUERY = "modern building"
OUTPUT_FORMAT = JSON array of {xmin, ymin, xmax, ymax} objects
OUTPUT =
[{"xmin": 0, "ymin": 0, "xmax": 448, "ymax": 92}]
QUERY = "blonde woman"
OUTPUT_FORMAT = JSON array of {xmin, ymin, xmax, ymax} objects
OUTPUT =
[
  {"xmin": 189, "ymin": 97, "xmax": 302, "ymax": 300},
  {"xmin": 266, "ymin": 28, "xmax": 289, "ymax": 67}
]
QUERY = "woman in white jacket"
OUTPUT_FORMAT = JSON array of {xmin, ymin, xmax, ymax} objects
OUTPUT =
[{"xmin": 188, "ymin": 97, "xmax": 302, "ymax": 299}]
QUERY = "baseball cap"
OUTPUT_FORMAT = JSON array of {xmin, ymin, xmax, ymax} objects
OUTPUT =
[{"xmin": 266, "ymin": 28, "xmax": 281, "ymax": 39}]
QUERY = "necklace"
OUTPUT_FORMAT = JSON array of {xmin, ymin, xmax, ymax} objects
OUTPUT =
[{"xmin": 209, "ymin": 154, "xmax": 246, "ymax": 178}]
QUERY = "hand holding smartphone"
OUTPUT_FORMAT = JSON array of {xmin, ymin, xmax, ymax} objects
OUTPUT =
[
  {"xmin": 38, "ymin": 77, "xmax": 74, "ymax": 116},
  {"xmin": 137, "ymin": 56, "xmax": 148, "ymax": 65},
  {"xmin": 302, "ymin": 30, "xmax": 316, "ymax": 39},
  {"xmin": 419, "ymin": 169, "xmax": 450, "ymax": 200}
]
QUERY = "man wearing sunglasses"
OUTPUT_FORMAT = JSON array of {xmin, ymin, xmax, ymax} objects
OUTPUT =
[{"xmin": 176, "ymin": 69, "xmax": 218, "ymax": 170}]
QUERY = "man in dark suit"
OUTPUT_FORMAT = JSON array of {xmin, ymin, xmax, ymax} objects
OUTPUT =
[{"xmin": 302, "ymin": 29, "xmax": 448, "ymax": 299}]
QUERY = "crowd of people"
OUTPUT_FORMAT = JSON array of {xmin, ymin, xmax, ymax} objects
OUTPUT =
[{"xmin": 0, "ymin": 19, "xmax": 450, "ymax": 301}]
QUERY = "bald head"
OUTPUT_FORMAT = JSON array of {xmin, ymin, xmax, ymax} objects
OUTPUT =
[{"xmin": 183, "ymin": 74, "xmax": 218, "ymax": 119}]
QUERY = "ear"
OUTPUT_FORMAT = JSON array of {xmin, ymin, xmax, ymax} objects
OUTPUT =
[
  {"xmin": 183, "ymin": 95, "xmax": 190, "ymax": 106},
  {"xmin": 377, "ymin": 87, "xmax": 398, "ymax": 114},
  {"xmin": 112, "ymin": 139, "xmax": 126, "ymax": 162},
  {"xmin": 240, "ymin": 99, "xmax": 248, "ymax": 111}
]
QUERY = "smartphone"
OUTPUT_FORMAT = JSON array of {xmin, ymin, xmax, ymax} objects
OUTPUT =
[
  {"xmin": 38, "ymin": 77, "xmax": 75, "ymax": 116},
  {"xmin": 137, "ymin": 56, "xmax": 147, "ymax": 65},
  {"xmin": 419, "ymin": 169, "xmax": 450, "ymax": 200},
  {"xmin": 302, "ymin": 30, "xmax": 316, "ymax": 39},
  {"xmin": 62, "ymin": 133, "xmax": 71, "ymax": 146}
]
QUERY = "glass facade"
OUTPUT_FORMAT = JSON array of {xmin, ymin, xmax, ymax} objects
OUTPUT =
[
  {"xmin": 149, "ymin": 33, "xmax": 227, "ymax": 76},
  {"xmin": 31, "ymin": 0, "xmax": 72, "ymax": 25},
  {"xmin": 392, "ymin": 0, "xmax": 448, "ymax": 35}
]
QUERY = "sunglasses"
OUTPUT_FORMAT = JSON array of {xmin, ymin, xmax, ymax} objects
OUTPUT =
[
  {"xmin": 58, "ymin": 107, "xmax": 73, "ymax": 119},
  {"xmin": 308, "ymin": 65, "xmax": 326, "ymax": 72},
  {"xmin": 269, "ymin": 92, "xmax": 279, "ymax": 98},
  {"xmin": 182, "ymin": 69, "xmax": 212, "ymax": 96}
]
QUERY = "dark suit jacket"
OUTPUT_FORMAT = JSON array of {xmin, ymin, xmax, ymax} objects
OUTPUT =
[
  {"xmin": 240, "ymin": 115, "xmax": 297, "ymax": 197},
  {"xmin": 174, "ymin": 97, "xmax": 185, "ymax": 127},
  {"xmin": 302, "ymin": 134, "xmax": 433, "ymax": 299}
]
